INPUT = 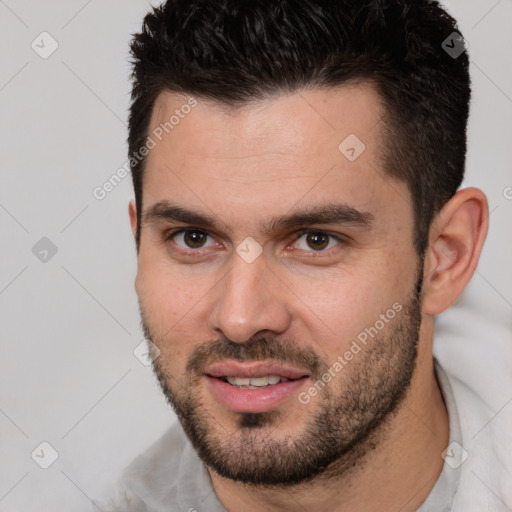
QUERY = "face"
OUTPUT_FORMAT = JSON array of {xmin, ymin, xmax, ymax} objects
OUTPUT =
[{"xmin": 132, "ymin": 84, "xmax": 424, "ymax": 485}]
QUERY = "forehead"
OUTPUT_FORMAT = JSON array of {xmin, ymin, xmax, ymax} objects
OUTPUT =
[
  {"xmin": 149, "ymin": 83, "xmax": 384, "ymax": 159},
  {"xmin": 141, "ymin": 84, "xmax": 410, "ymax": 233}
]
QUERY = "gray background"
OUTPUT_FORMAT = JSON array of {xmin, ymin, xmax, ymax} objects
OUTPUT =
[{"xmin": 0, "ymin": 0, "xmax": 511, "ymax": 509}]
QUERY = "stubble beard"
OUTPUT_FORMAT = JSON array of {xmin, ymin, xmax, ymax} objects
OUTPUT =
[{"xmin": 142, "ymin": 270, "xmax": 423, "ymax": 487}]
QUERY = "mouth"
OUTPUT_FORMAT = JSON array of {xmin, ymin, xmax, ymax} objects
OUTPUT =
[
  {"xmin": 205, "ymin": 361, "xmax": 310, "ymax": 413},
  {"xmin": 221, "ymin": 375, "xmax": 294, "ymax": 389}
]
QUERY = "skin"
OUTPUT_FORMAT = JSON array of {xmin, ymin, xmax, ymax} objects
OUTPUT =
[{"xmin": 129, "ymin": 84, "xmax": 488, "ymax": 512}]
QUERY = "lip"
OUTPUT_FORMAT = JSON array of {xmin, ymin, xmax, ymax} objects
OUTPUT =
[
  {"xmin": 206, "ymin": 361, "xmax": 309, "ymax": 380},
  {"xmin": 205, "ymin": 361, "xmax": 310, "ymax": 413}
]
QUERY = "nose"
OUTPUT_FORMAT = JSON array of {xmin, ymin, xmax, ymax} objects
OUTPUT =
[{"xmin": 207, "ymin": 252, "xmax": 292, "ymax": 343}]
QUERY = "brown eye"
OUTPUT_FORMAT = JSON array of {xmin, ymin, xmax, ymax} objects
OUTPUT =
[
  {"xmin": 183, "ymin": 229, "xmax": 208, "ymax": 248},
  {"xmin": 305, "ymin": 232, "xmax": 330, "ymax": 250},
  {"xmin": 293, "ymin": 231, "xmax": 341, "ymax": 252},
  {"xmin": 170, "ymin": 229, "xmax": 216, "ymax": 251}
]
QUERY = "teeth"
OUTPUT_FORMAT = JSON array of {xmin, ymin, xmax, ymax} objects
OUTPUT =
[
  {"xmin": 225, "ymin": 375, "xmax": 288, "ymax": 387},
  {"xmin": 228, "ymin": 377, "xmax": 250, "ymax": 386},
  {"xmin": 250, "ymin": 376, "xmax": 269, "ymax": 386}
]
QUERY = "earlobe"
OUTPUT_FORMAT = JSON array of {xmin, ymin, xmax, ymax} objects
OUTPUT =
[{"xmin": 422, "ymin": 188, "xmax": 489, "ymax": 316}]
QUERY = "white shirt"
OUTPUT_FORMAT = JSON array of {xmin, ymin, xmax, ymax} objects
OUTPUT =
[{"xmin": 94, "ymin": 308, "xmax": 512, "ymax": 511}]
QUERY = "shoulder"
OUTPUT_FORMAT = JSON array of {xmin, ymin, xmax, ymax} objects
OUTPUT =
[
  {"xmin": 433, "ymin": 307, "xmax": 512, "ymax": 422},
  {"xmin": 91, "ymin": 421, "xmax": 189, "ymax": 512},
  {"xmin": 433, "ymin": 307, "xmax": 512, "ymax": 510}
]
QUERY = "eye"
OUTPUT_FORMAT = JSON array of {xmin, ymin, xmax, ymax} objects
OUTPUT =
[
  {"xmin": 169, "ymin": 228, "xmax": 218, "ymax": 250},
  {"xmin": 293, "ymin": 231, "xmax": 341, "ymax": 252}
]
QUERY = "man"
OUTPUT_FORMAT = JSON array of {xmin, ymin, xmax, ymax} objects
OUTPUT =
[{"xmin": 98, "ymin": 1, "xmax": 512, "ymax": 510}]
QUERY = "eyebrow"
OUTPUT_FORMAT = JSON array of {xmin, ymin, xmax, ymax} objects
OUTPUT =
[
  {"xmin": 142, "ymin": 200, "xmax": 374, "ymax": 234},
  {"xmin": 266, "ymin": 203, "xmax": 374, "ymax": 232},
  {"xmin": 143, "ymin": 201, "xmax": 224, "ymax": 230}
]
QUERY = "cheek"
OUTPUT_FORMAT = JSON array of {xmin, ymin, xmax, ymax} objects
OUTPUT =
[
  {"xmin": 287, "ymin": 259, "xmax": 412, "ymax": 354},
  {"xmin": 137, "ymin": 276, "xmax": 195, "ymax": 376},
  {"xmin": 136, "ymin": 262, "xmax": 216, "ymax": 359},
  {"xmin": 137, "ymin": 250, "xmax": 204, "ymax": 320}
]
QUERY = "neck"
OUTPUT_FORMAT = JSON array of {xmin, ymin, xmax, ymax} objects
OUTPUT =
[{"xmin": 209, "ymin": 326, "xmax": 449, "ymax": 512}]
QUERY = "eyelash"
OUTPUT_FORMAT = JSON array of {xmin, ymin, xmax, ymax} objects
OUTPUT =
[
  {"xmin": 164, "ymin": 228, "xmax": 347, "ymax": 259},
  {"xmin": 164, "ymin": 228, "xmax": 218, "ymax": 258},
  {"xmin": 289, "ymin": 229, "xmax": 345, "ymax": 255}
]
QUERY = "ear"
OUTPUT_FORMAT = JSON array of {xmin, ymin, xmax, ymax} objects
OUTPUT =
[
  {"xmin": 128, "ymin": 200, "xmax": 138, "ymax": 239},
  {"xmin": 422, "ymin": 187, "xmax": 489, "ymax": 315}
]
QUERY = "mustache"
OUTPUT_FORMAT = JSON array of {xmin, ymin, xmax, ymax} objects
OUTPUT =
[{"xmin": 185, "ymin": 336, "xmax": 328, "ymax": 378}]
